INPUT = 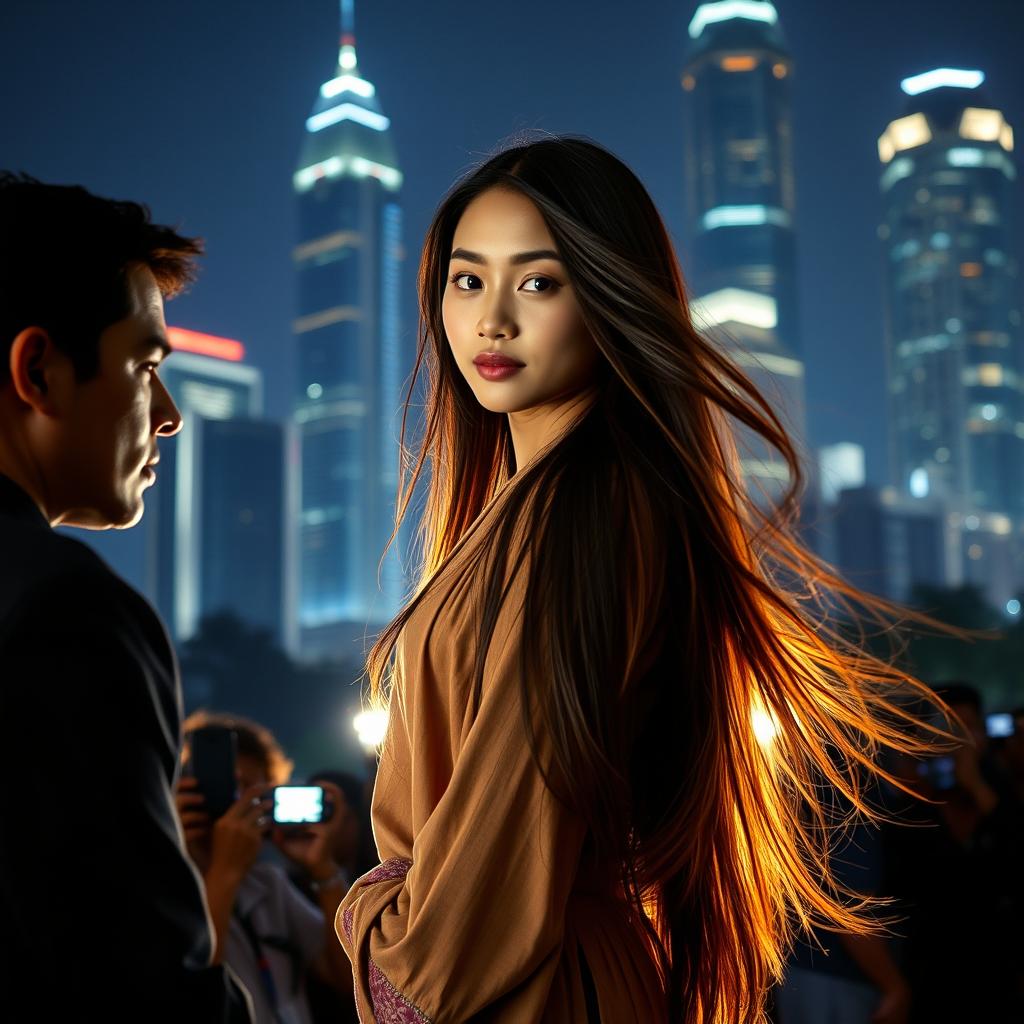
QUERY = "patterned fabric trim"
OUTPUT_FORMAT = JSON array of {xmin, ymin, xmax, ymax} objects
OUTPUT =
[
  {"xmin": 343, "ymin": 857, "xmax": 421, "ymax": 1023},
  {"xmin": 358, "ymin": 856, "xmax": 413, "ymax": 888},
  {"xmin": 369, "ymin": 958, "xmax": 433, "ymax": 1023}
]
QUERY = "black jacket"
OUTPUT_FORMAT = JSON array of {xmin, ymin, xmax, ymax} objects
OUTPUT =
[{"xmin": 0, "ymin": 474, "xmax": 252, "ymax": 1022}]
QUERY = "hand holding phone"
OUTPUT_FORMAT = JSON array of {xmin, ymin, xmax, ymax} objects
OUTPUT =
[
  {"xmin": 184, "ymin": 726, "xmax": 238, "ymax": 821},
  {"xmin": 270, "ymin": 781, "xmax": 343, "ymax": 878},
  {"xmin": 271, "ymin": 785, "xmax": 334, "ymax": 826}
]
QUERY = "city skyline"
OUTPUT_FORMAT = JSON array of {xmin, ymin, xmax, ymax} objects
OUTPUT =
[{"xmin": 2, "ymin": 0, "xmax": 1021, "ymax": 601}]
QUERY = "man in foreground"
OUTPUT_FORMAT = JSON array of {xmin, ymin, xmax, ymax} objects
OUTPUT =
[{"xmin": 0, "ymin": 172, "xmax": 252, "ymax": 1020}]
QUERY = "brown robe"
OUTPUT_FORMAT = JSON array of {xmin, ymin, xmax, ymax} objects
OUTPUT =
[{"xmin": 336, "ymin": 485, "xmax": 669, "ymax": 1023}]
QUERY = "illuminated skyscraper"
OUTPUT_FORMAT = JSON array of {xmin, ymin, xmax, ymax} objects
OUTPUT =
[
  {"xmin": 681, "ymin": 1, "xmax": 807, "ymax": 501},
  {"xmin": 879, "ymin": 68, "xmax": 1020, "ymax": 517},
  {"xmin": 148, "ymin": 329, "xmax": 286, "ymax": 647},
  {"xmin": 877, "ymin": 68, "xmax": 1021, "ymax": 606},
  {"xmin": 293, "ymin": 0, "xmax": 405, "ymax": 654}
]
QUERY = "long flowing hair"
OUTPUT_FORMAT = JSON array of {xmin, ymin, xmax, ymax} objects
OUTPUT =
[{"xmin": 367, "ymin": 136, "xmax": 953, "ymax": 1024}]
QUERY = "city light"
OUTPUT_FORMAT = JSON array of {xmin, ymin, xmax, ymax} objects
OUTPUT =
[
  {"xmin": 688, "ymin": 1, "xmax": 778, "ymax": 40},
  {"xmin": 702, "ymin": 204, "xmax": 791, "ymax": 231},
  {"xmin": 900, "ymin": 68, "xmax": 985, "ymax": 96},
  {"xmin": 353, "ymin": 708, "xmax": 388, "ymax": 751},
  {"xmin": 1006, "ymin": 599, "xmax": 1021, "ymax": 617},
  {"xmin": 959, "ymin": 107, "xmax": 1006, "ymax": 144},
  {"xmin": 721, "ymin": 55, "xmax": 758, "ymax": 72},
  {"xmin": 692, "ymin": 287, "xmax": 778, "ymax": 330},
  {"xmin": 167, "ymin": 327, "xmax": 245, "ymax": 362},
  {"xmin": 294, "ymin": 153, "xmax": 403, "ymax": 192},
  {"xmin": 880, "ymin": 156, "xmax": 914, "ymax": 191},
  {"xmin": 909, "ymin": 468, "xmax": 929, "ymax": 498},
  {"xmin": 306, "ymin": 102, "xmax": 390, "ymax": 134},
  {"xmin": 321, "ymin": 74, "xmax": 375, "ymax": 100},
  {"xmin": 877, "ymin": 113, "xmax": 932, "ymax": 164},
  {"xmin": 946, "ymin": 147, "xmax": 1016, "ymax": 180}
]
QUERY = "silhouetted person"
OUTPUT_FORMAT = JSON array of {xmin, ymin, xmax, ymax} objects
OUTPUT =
[
  {"xmin": 0, "ymin": 173, "xmax": 252, "ymax": 1021},
  {"xmin": 883, "ymin": 683, "xmax": 1024, "ymax": 1022}
]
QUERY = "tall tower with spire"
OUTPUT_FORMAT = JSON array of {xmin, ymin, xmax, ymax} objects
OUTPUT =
[
  {"xmin": 681, "ymin": 1, "xmax": 807, "ymax": 503},
  {"xmin": 292, "ymin": 0, "xmax": 405, "ymax": 657}
]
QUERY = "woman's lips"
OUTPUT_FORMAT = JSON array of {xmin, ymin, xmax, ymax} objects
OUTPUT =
[
  {"xmin": 474, "ymin": 362, "xmax": 524, "ymax": 381},
  {"xmin": 473, "ymin": 352, "xmax": 524, "ymax": 381}
]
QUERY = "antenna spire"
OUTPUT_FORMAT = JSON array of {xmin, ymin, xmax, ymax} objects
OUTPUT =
[{"xmin": 338, "ymin": 0, "xmax": 358, "ymax": 74}]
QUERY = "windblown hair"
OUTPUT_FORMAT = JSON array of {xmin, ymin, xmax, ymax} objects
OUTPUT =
[{"xmin": 368, "ymin": 136, "xmax": 953, "ymax": 1023}]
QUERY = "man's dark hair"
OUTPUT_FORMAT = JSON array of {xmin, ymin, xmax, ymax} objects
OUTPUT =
[{"xmin": 0, "ymin": 172, "xmax": 203, "ymax": 384}]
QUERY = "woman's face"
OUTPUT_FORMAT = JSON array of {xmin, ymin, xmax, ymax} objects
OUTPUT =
[{"xmin": 442, "ymin": 187, "xmax": 598, "ymax": 415}]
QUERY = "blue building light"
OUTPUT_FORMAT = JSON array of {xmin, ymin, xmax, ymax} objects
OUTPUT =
[
  {"xmin": 688, "ymin": 1, "xmax": 778, "ymax": 39},
  {"xmin": 900, "ymin": 68, "xmax": 985, "ymax": 96},
  {"xmin": 306, "ymin": 103, "xmax": 390, "ymax": 134}
]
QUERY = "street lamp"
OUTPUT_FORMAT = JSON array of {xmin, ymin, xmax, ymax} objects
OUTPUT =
[{"xmin": 352, "ymin": 708, "xmax": 388, "ymax": 752}]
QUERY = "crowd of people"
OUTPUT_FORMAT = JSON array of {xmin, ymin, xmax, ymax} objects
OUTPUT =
[
  {"xmin": 774, "ymin": 687, "xmax": 1024, "ymax": 1024},
  {"xmin": 164, "ymin": 685, "xmax": 1024, "ymax": 1024},
  {"xmin": 174, "ymin": 711, "xmax": 376, "ymax": 1024}
]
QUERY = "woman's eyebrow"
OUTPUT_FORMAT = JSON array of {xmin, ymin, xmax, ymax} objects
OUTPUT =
[{"xmin": 450, "ymin": 247, "xmax": 562, "ymax": 265}]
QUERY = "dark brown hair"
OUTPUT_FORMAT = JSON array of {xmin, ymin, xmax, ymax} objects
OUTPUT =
[
  {"xmin": 0, "ymin": 172, "xmax": 203, "ymax": 384},
  {"xmin": 370, "ymin": 136, "xmax": 954, "ymax": 1023}
]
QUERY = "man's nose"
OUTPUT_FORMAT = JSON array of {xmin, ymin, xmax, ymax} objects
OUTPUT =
[{"xmin": 153, "ymin": 375, "xmax": 183, "ymax": 437}]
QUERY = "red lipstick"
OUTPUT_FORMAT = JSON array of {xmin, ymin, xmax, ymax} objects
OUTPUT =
[{"xmin": 473, "ymin": 351, "xmax": 525, "ymax": 382}]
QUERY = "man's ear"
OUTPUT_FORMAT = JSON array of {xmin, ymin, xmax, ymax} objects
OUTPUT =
[{"xmin": 8, "ymin": 327, "xmax": 68, "ymax": 414}]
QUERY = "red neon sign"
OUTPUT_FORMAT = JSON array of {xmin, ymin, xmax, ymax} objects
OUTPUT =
[{"xmin": 167, "ymin": 327, "xmax": 245, "ymax": 363}]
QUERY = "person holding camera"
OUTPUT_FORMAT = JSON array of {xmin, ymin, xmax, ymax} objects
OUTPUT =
[{"xmin": 176, "ymin": 712, "xmax": 354, "ymax": 1024}]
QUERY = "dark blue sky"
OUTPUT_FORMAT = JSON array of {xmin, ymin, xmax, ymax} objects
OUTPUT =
[{"xmin": 2, "ymin": 0, "xmax": 1020, "ymax": 586}]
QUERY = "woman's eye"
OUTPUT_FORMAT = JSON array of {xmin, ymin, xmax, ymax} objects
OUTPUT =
[
  {"xmin": 450, "ymin": 272, "xmax": 481, "ymax": 290},
  {"xmin": 522, "ymin": 276, "xmax": 557, "ymax": 293}
]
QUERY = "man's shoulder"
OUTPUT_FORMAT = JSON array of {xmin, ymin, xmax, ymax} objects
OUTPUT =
[{"xmin": 0, "ymin": 522, "xmax": 172, "ymax": 662}]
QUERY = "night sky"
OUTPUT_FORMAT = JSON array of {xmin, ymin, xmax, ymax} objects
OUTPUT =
[{"xmin": 2, "ymin": 0, "xmax": 1021, "ymax": 589}]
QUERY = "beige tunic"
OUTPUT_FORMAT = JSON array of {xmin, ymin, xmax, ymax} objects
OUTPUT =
[{"xmin": 336, "ymin": 486, "xmax": 668, "ymax": 1023}]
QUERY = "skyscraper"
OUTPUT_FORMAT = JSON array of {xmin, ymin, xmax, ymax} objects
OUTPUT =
[
  {"xmin": 879, "ymin": 68, "xmax": 1020, "ymax": 518},
  {"xmin": 293, "ymin": 0, "xmax": 405, "ymax": 656},
  {"xmin": 148, "ymin": 329, "xmax": 285, "ymax": 646},
  {"xmin": 681, "ymin": 1, "xmax": 807, "ymax": 501},
  {"xmin": 877, "ymin": 68, "xmax": 1020, "ymax": 607}
]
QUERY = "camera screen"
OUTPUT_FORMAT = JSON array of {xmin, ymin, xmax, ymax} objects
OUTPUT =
[
  {"xmin": 273, "ymin": 786, "xmax": 325, "ymax": 824},
  {"xmin": 986, "ymin": 713, "xmax": 1014, "ymax": 738}
]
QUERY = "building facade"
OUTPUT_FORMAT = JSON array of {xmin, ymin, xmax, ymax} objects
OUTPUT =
[
  {"xmin": 879, "ymin": 67, "xmax": 1020, "ymax": 517},
  {"xmin": 147, "ymin": 330, "xmax": 286, "ymax": 647},
  {"xmin": 681, "ymin": 0, "xmax": 807, "ymax": 501},
  {"xmin": 877, "ymin": 67, "xmax": 1020, "ymax": 608},
  {"xmin": 292, "ymin": 0, "xmax": 406, "ymax": 655}
]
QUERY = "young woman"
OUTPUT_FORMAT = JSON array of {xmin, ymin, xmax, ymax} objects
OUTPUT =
[{"xmin": 336, "ymin": 137, "xmax": 945, "ymax": 1024}]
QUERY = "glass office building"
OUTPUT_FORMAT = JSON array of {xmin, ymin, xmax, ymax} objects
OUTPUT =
[
  {"xmin": 682, "ymin": 1, "xmax": 807, "ymax": 501},
  {"xmin": 292, "ymin": 1, "xmax": 406, "ymax": 652},
  {"xmin": 147, "ymin": 330, "xmax": 285, "ymax": 646},
  {"xmin": 879, "ymin": 68, "xmax": 1020, "ymax": 518}
]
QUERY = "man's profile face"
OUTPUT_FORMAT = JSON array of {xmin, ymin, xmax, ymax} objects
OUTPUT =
[{"xmin": 54, "ymin": 264, "xmax": 182, "ymax": 529}]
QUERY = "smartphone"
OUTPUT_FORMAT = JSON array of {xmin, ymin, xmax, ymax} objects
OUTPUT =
[
  {"xmin": 271, "ymin": 785, "xmax": 333, "ymax": 826},
  {"xmin": 986, "ymin": 712, "xmax": 1014, "ymax": 739},
  {"xmin": 185, "ymin": 726, "xmax": 238, "ymax": 820}
]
